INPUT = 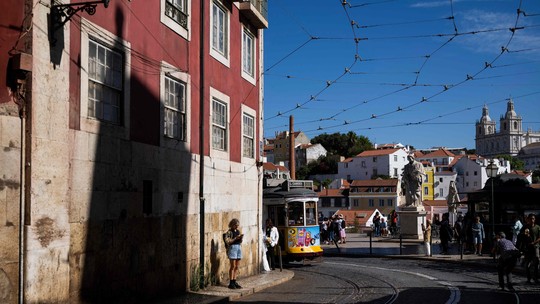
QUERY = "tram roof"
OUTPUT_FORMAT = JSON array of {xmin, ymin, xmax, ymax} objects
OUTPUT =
[
  {"xmin": 263, "ymin": 180, "xmax": 318, "ymax": 199},
  {"xmin": 263, "ymin": 185, "xmax": 318, "ymax": 199}
]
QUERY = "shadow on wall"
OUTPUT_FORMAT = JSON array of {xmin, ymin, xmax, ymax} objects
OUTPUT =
[{"xmin": 74, "ymin": 8, "xmax": 193, "ymax": 302}]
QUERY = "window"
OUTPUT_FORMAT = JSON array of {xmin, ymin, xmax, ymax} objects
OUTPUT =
[
  {"xmin": 88, "ymin": 39, "xmax": 123, "ymax": 124},
  {"xmin": 361, "ymin": 161, "xmax": 366, "ymax": 168},
  {"xmin": 388, "ymin": 199, "xmax": 393, "ymax": 207},
  {"xmin": 439, "ymin": 178, "xmax": 443, "ymax": 182},
  {"xmin": 474, "ymin": 181, "xmax": 478, "ymax": 187},
  {"xmin": 161, "ymin": 0, "xmax": 190, "ymax": 39},
  {"xmin": 394, "ymin": 155, "xmax": 397, "ymax": 161},
  {"xmin": 353, "ymin": 199, "xmax": 359, "ymax": 207},
  {"xmin": 439, "ymin": 188, "xmax": 444, "ymax": 197},
  {"xmin": 474, "ymin": 171, "xmax": 478, "ymax": 176},
  {"xmin": 369, "ymin": 199, "xmax": 374, "ymax": 207},
  {"xmin": 164, "ymin": 76, "xmax": 186, "ymax": 140},
  {"xmin": 394, "ymin": 168, "xmax": 398, "ymax": 177},
  {"xmin": 379, "ymin": 199, "xmax": 384, "ymax": 207},
  {"xmin": 373, "ymin": 157, "xmax": 377, "ymax": 162},
  {"xmin": 165, "ymin": 0, "xmax": 188, "ymax": 28},
  {"xmin": 212, "ymin": 98, "xmax": 227, "ymax": 151},
  {"xmin": 424, "ymin": 187, "xmax": 429, "ymax": 195},
  {"xmin": 210, "ymin": 1, "xmax": 229, "ymax": 66},
  {"xmin": 242, "ymin": 28, "xmax": 255, "ymax": 82},
  {"xmin": 242, "ymin": 113, "xmax": 254, "ymax": 158}
]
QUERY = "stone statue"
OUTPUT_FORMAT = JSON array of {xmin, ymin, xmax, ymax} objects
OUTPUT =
[
  {"xmin": 400, "ymin": 154, "xmax": 425, "ymax": 207},
  {"xmin": 446, "ymin": 180, "xmax": 460, "ymax": 213}
]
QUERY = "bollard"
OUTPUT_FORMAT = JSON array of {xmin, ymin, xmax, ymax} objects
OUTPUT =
[
  {"xmin": 459, "ymin": 239, "xmax": 463, "ymax": 260},
  {"xmin": 369, "ymin": 231, "xmax": 372, "ymax": 255},
  {"xmin": 429, "ymin": 231, "xmax": 433, "ymax": 257},
  {"xmin": 277, "ymin": 245, "xmax": 283, "ymax": 272},
  {"xmin": 399, "ymin": 233, "xmax": 403, "ymax": 255}
]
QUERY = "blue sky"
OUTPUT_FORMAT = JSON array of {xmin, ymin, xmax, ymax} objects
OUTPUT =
[{"xmin": 263, "ymin": 0, "xmax": 540, "ymax": 150}]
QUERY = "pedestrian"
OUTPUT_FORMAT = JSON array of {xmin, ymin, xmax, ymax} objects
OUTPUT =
[
  {"xmin": 320, "ymin": 217, "xmax": 329, "ymax": 244},
  {"xmin": 390, "ymin": 211, "xmax": 398, "ymax": 236},
  {"xmin": 339, "ymin": 214, "xmax": 347, "ymax": 244},
  {"xmin": 454, "ymin": 215, "xmax": 465, "ymax": 253},
  {"xmin": 493, "ymin": 231, "xmax": 520, "ymax": 291},
  {"xmin": 373, "ymin": 212, "xmax": 381, "ymax": 237},
  {"xmin": 517, "ymin": 228, "xmax": 535, "ymax": 283},
  {"xmin": 439, "ymin": 213, "xmax": 452, "ymax": 254},
  {"xmin": 265, "ymin": 218, "xmax": 279, "ymax": 270},
  {"xmin": 422, "ymin": 219, "xmax": 432, "ymax": 256},
  {"xmin": 224, "ymin": 218, "xmax": 244, "ymax": 289},
  {"xmin": 380, "ymin": 218, "xmax": 388, "ymax": 237},
  {"xmin": 471, "ymin": 215, "xmax": 485, "ymax": 256},
  {"xmin": 332, "ymin": 216, "xmax": 342, "ymax": 244},
  {"xmin": 329, "ymin": 215, "xmax": 336, "ymax": 244},
  {"xmin": 511, "ymin": 214, "xmax": 523, "ymax": 245},
  {"xmin": 521, "ymin": 213, "xmax": 540, "ymax": 283}
]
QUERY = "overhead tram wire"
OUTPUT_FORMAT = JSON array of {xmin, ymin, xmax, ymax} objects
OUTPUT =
[{"xmin": 265, "ymin": 0, "xmax": 535, "ymax": 136}]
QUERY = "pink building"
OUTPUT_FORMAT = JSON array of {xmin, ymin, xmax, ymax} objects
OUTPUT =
[{"xmin": 0, "ymin": 0, "xmax": 267, "ymax": 302}]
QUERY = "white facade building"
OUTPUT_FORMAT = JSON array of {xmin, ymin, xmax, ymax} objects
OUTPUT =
[
  {"xmin": 433, "ymin": 171, "xmax": 457, "ymax": 200},
  {"xmin": 452, "ymin": 156, "xmax": 510, "ymax": 194},
  {"xmin": 338, "ymin": 148, "xmax": 409, "ymax": 181}
]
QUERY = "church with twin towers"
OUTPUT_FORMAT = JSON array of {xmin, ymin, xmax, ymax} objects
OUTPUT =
[{"xmin": 475, "ymin": 99, "xmax": 540, "ymax": 164}]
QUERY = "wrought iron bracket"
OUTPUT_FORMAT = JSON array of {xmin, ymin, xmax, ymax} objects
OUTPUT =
[{"xmin": 51, "ymin": 0, "xmax": 110, "ymax": 33}]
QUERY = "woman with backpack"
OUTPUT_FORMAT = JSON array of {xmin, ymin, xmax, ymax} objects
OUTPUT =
[{"xmin": 224, "ymin": 218, "xmax": 244, "ymax": 289}]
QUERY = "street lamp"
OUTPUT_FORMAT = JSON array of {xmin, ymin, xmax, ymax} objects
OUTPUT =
[{"xmin": 485, "ymin": 160, "xmax": 498, "ymax": 243}]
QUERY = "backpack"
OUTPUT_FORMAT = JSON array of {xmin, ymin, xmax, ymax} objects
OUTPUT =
[{"xmin": 223, "ymin": 231, "xmax": 230, "ymax": 250}]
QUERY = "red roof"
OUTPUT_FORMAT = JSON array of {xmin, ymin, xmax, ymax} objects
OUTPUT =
[
  {"xmin": 317, "ymin": 188, "xmax": 345, "ymax": 197},
  {"xmin": 357, "ymin": 148, "xmax": 401, "ymax": 157},
  {"xmin": 421, "ymin": 148, "xmax": 455, "ymax": 158},
  {"xmin": 263, "ymin": 162, "xmax": 289, "ymax": 172}
]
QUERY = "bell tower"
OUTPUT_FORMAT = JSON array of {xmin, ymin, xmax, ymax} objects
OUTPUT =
[{"xmin": 475, "ymin": 104, "xmax": 496, "ymax": 156}]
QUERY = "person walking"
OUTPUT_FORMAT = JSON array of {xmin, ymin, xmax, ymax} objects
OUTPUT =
[
  {"xmin": 511, "ymin": 215, "xmax": 523, "ymax": 245},
  {"xmin": 471, "ymin": 216, "xmax": 485, "ymax": 256},
  {"xmin": 439, "ymin": 213, "xmax": 452, "ymax": 254},
  {"xmin": 265, "ymin": 218, "xmax": 279, "ymax": 270},
  {"xmin": 517, "ymin": 228, "xmax": 535, "ymax": 283},
  {"xmin": 493, "ymin": 232, "xmax": 520, "ymax": 291},
  {"xmin": 373, "ymin": 212, "xmax": 381, "ymax": 237},
  {"xmin": 224, "ymin": 218, "xmax": 244, "ymax": 289},
  {"xmin": 422, "ymin": 220, "xmax": 432, "ymax": 256},
  {"xmin": 521, "ymin": 213, "xmax": 540, "ymax": 283}
]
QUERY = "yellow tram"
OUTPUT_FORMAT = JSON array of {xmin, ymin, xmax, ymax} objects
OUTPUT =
[{"xmin": 263, "ymin": 179, "xmax": 323, "ymax": 263}]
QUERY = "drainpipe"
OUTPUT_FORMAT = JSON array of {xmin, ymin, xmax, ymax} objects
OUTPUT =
[
  {"xmin": 18, "ymin": 96, "xmax": 26, "ymax": 304},
  {"xmin": 198, "ymin": 0, "xmax": 206, "ymax": 289}
]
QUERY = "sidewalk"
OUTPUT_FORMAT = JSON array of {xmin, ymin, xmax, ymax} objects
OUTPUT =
[{"xmin": 166, "ymin": 233, "xmax": 504, "ymax": 303}]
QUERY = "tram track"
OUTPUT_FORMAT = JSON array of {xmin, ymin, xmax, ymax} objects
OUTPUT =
[{"xmin": 295, "ymin": 266, "xmax": 399, "ymax": 304}]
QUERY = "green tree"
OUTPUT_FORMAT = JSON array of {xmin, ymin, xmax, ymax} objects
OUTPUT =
[
  {"xmin": 495, "ymin": 154, "xmax": 524, "ymax": 171},
  {"xmin": 312, "ymin": 131, "xmax": 373, "ymax": 158}
]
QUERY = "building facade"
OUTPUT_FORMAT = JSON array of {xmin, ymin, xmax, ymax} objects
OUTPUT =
[
  {"xmin": 0, "ymin": 0, "xmax": 267, "ymax": 302},
  {"xmin": 338, "ymin": 148, "xmax": 409, "ymax": 181},
  {"xmin": 476, "ymin": 99, "xmax": 540, "ymax": 157},
  {"xmin": 272, "ymin": 130, "xmax": 310, "ymax": 164},
  {"xmin": 348, "ymin": 179, "xmax": 399, "ymax": 213}
]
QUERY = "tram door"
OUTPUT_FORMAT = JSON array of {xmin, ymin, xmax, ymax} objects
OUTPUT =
[{"xmin": 266, "ymin": 205, "xmax": 286, "ymax": 250}]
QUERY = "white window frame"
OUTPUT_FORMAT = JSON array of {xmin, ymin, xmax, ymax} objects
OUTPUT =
[
  {"xmin": 160, "ymin": 63, "xmax": 191, "ymax": 150},
  {"xmin": 210, "ymin": 87, "xmax": 230, "ymax": 159},
  {"xmin": 241, "ymin": 26, "xmax": 256, "ymax": 84},
  {"xmin": 210, "ymin": 0, "xmax": 230, "ymax": 67},
  {"xmin": 161, "ymin": 0, "xmax": 191, "ymax": 40},
  {"xmin": 241, "ymin": 105, "xmax": 256, "ymax": 162},
  {"xmin": 80, "ymin": 18, "xmax": 131, "ymax": 138}
]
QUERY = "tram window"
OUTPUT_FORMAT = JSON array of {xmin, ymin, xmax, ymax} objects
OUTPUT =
[
  {"xmin": 306, "ymin": 201, "xmax": 316, "ymax": 225},
  {"xmin": 288, "ymin": 201, "xmax": 304, "ymax": 226}
]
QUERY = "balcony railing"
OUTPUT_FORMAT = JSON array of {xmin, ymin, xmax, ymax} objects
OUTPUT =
[{"xmin": 237, "ymin": 0, "xmax": 268, "ymax": 29}]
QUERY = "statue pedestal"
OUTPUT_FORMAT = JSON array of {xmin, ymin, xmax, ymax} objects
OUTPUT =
[{"xmin": 397, "ymin": 206, "xmax": 427, "ymax": 239}]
